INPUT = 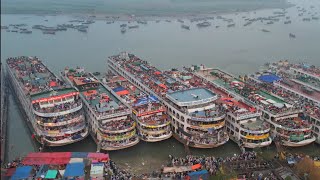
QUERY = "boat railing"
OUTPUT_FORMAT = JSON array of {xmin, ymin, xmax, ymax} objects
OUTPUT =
[
  {"xmin": 233, "ymin": 112, "xmax": 262, "ymax": 121},
  {"xmin": 96, "ymin": 109, "xmax": 131, "ymax": 119},
  {"xmin": 188, "ymin": 120, "xmax": 225, "ymax": 129},
  {"xmin": 37, "ymin": 114, "xmax": 84, "ymax": 126},
  {"xmin": 33, "ymin": 103, "xmax": 83, "ymax": 117},
  {"xmin": 189, "ymin": 113, "xmax": 226, "ymax": 122},
  {"xmin": 273, "ymin": 120, "xmax": 312, "ymax": 132},
  {"xmin": 240, "ymin": 124, "xmax": 270, "ymax": 134},
  {"xmin": 138, "ymin": 120, "xmax": 170, "ymax": 128},
  {"xmin": 99, "ymin": 130, "xmax": 136, "ymax": 141},
  {"xmin": 166, "ymin": 93, "xmax": 218, "ymax": 107},
  {"xmin": 99, "ymin": 122, "xmax": 136, "ymax": 133},
  {"xmin": 42, "ymin": 123, "xmax": 86, "ymax": 137}
]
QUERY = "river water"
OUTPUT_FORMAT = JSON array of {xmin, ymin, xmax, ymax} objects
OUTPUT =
[{"xmin": 1, "ymin": 0, "xmax": 320, "ymax": 174}]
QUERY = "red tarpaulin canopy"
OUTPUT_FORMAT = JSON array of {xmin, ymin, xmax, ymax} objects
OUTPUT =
[
  {"xmin": 22, "ymin": 152, "xmax": 72, "ymax": 165},
  {"xmin": 87, "ymin": 153, "xmax": 109, "ymax": 162},
  {"xmin": 158, "ymin": 84, "xmax": 167, "ymax": 89},
  {"xmin": 5, "ymin": 168, "xmax": 16, "ymax": 176},
  {"xmin": 191, "ymin": 164, "xmax": 201, "ymax": 170},
  {"xmin": 49, "ymin": 81, "xmax": 57, "ymax": 87},
  {"xmin": 154, "ymin": 71, "xmax": 161, "ymax": 75}
]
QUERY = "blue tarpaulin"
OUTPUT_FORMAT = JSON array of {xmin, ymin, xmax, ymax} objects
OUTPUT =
[
  {"xmin": 188, "ymin": 170, "xmax": 209, "ymax": 180},
  {"xmin": 134, "ymin": 95, "xmax": 159, "ymax": 106},
  {"xmin": 112, "ymin": 86, "xmax": 125, "ymax": 92},
  {"xmin": 11, "ymin": 166, "xmax": 33, "ymax": 180},
  {"xmin": 71, "ymin": 152, "xmax": 88, "ymax": 158},
  {"xmin": 63, "ymin": 162, "xmax": 85, "ymax": 177},
  {"xmin": 258, "ymin": 74, "xmax": 281, "ymax": 83},
  {"xmin": 140, "ymin": 65, "xmax": 149, "ymax": 71}
]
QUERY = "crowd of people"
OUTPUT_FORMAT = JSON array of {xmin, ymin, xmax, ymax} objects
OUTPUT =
[
  {"xmin": 7, "ymin": 56, "xmax": 66, "ymax": 95},
  {"xmin": 33, "ymin": 99, "xmax": 82, "ymax": 114},
  {"xmin": 37, "ymin": 111, "xmax": 83, "ymax": 124},
  {"xmin": 138, "ymin": 114, "xmax": 168, "ymax": 126},
  {"xmin": 101, "ymin": 119, "xmax": 135, "ymax": 132}
]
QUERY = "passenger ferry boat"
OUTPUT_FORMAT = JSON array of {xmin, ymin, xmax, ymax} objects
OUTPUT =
[
  {"xmin": 192, "ymin": 65, "xmax": 315, "ymax": 147},
  {"xmin": 6, "ymin": 56, "xmax": 88, "ymax": 146},
  {"xmin": 103, "ymin": 71, "xmax": 172, "ymax": 142},
  {"xmin": 188, "ymin": 65, "xmax": 272, "ymax": 148},
  {"xmin": 265, "ymin": 61, "xmax": 320, "ymax": 144},
  {"xmin": 62, "ymin": 67, "xmax": 139, "ymax": 150},
  {"xmin": 108, "ymin": 52, "xmax": 229, "ymax": 148}
]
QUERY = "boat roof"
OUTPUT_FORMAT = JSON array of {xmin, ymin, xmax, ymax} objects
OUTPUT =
[
  {"xmin": 6, "ymin": 56, "xmax": 73, "ymax": 100},
  {"xmin": 167, "ymin": 88, "xmax": 216, "ymax": 104},
  {"xmin": 65, "ymin": 68, "xmax": 128, "ymax": 116},
  {"xmin": 109, "ymin": 53, "xmax": 218, "ymax": 107},
  {"xmin": 195, "ymin": 68, "xmax": 294, "ymax": 115},
  {"xmin": 240, "ymin": 118, "xmax": 268, "ymax": 131},
  {"xmin": 279, "ymin": 78, "xmax": 320, "ymax": 102}
]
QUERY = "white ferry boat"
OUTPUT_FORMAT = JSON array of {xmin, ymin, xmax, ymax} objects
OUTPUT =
[
  {"xmin": 266, "ymin": 61, "xmax": 320, "ymax": 145},
  {"xmin": 189, "ymin": 65, "xmax": 272, "ymax": 148},
  {"xmin": 192, "ymin": 65, "xmax": 315, "ymax": 147},
  {"xmin": 108, "ymin": 52, "xmax": 229, "ymax": 148},
  {"xmin": 6, "ymin": 56, "xmax": 88, "ymax": 146},
  {"xmin": 103, "ymin": 72, "xmax": 172, "ymax": 142},
  {"xmin": 62, "ymin": 67, "xmax": 139, "ymax": 150}
]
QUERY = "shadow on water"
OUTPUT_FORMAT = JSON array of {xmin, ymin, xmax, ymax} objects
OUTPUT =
[{"xmin": 6, "ymin": 91, "xmax": 37, "ymax": 161}]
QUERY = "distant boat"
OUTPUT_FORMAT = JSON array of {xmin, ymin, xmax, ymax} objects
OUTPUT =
[
  {"xmin": 177, "ymin": 19, "xmax": 184, "ymax": 23},
  {"xmin": 261, "ymin": 29, "xmax": 270, "ymax": 33},
  {"xmin": 227, "ymin": 23, "xmax": 235, "ymax": 27},
  {"xmin": 215, "ymin": 26, "xmax": 219, "ymax": 28},
  {"xmin": 155, "ymin": 20, "xmax": 160, "ymax": 23},
  {"xmin": 128, "ymin": 25, "xmax": 139, "ymax": 29},
  {"xmin": 284, "ymin": 20, "xmax": 291, "ymax": 24},
  {"xmin": 266, "ymin": 21, "xmax": 274, "ymax": 25},
  {"xmin": 42, "ymin": 30, "xmax": 55, "ymax": 35},
  {"xmin": 121, "ymin": 27, "xmax": 126, "ymax": 33},
  {"xmin": 303, "ymin": 18, "xmax": 311, "ymax": 21},
  {"xmin": 289, "ymin": 33, "xmax": 296, "ymax": 38},
  {"xmin": 106, "ymin": 21, "xmax": 114, "ymax": 24},
  {"xmin": 120, "ymin": 24, "xmax": 127, "ymax": 28},
  {"xmin": 20, "ymin": 30, "xmax": 32, "ymax": 34},
  {"xmin": 243, "ymin": 22, "xmax": 252, "ymax": 26},
  {"xmin": 165, "ymin": 20, "xmax": 171, "ymax": 23},
  {"xmin": 181, "ymin": 25, "xmax": 190, "ymax": 30},
  {"xmin": 93, "ymin": 72, "xmax": 100, "ymax": 76},
  {"xmin": 196, "ymin": 22, "xmax": 211, "ymax": 27}
]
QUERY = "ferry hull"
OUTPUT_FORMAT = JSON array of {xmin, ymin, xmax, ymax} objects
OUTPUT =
[
  {"xmin": 243, "ymin": 138, "xmax": 273, "ymax": 149},
  {"xmin": 173, "ymin": 133, "xmax": 229, "ymax": 148},
  {"xmin": 101, "ymin": 138, "xmax": 140, "ymax": 151},
  {"xmin": 282, "ymin": 136, "xmax": 316, "ymax": 147},
  {"xmin": 139, "ymin": 132, "xmax": 172, "ymax": 142},
  {"xmin": 43, "ymin": 129, "xmax": 89, "ymax": 147}
]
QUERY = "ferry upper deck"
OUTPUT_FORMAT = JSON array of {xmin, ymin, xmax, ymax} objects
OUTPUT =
[
  {"xmin": 7, "ymin": 56, "xmax": 68, "ymax": 96},
  {"xmin": 63, "ymin": 67, "xmax": 131, "ymax": 120},
  {"xmin": 109, "ymin": 53, "xmax": 224, "ymax": 120},
  {"xmin": 105, "ymin": 74, "xmax": 169, "ymax": 126},
  {"xmin": 194, "ymin": 68, "xmax": 301, "ymax": 118}
]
